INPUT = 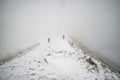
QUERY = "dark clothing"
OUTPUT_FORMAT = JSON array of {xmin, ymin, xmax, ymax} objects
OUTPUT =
[
  {"xmin": 63, "ymin": 35, "xmax": 65, "ymax": 40},
  {"xmin": 48, "ymin": 38, "xmax": 50, "ymax": 43}
]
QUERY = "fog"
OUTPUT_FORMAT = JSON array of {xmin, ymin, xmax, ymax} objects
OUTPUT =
[{"xmin": 0, "ymin": 0, "xmax": 120, "ymax": 71}]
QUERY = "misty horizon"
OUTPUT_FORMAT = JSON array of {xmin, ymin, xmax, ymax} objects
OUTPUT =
[{"xmin": 0, "ymin": 0, "xmax": 120, "ymax": 72}]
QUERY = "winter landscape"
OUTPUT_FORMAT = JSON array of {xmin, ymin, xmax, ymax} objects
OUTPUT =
[
  {"xmin": 1, "ymin": 0, "xmax": 120, "ymax": 80},
  {"xmin": 0, "ymin": 36, "xmax": 119, "ymax": 80}
]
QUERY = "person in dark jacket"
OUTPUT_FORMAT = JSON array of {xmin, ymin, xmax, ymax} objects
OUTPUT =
[
  {"xmin": 62, "ymin": 35, "xmax": 65, "ymax": 40},
  {"xmin": 48, "ymin": 38, "xmax": 50, "ymax": 43}
]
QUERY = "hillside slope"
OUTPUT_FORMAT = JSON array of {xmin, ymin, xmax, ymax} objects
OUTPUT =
[{"xmin": 0, "ymin": 37, "xmax": 119, "ymax": 80}]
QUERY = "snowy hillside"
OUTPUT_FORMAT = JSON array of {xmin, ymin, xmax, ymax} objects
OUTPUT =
[{"xmin": 0, "ymin": 37, "xmax": 120, "ymax": 80}]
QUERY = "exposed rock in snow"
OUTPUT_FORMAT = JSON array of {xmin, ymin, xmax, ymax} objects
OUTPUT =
[{"xmin": 0, "ymin": 37, "xmax": 120, "ymax": 80}]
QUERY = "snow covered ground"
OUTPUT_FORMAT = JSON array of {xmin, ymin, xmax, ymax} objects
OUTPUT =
[{"xmin": 0, "ymin": 37, "xmax": 120, "ymax": 80}]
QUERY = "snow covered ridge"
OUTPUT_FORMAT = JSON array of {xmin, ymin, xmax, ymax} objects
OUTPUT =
[
  {"xmin": 67, "ymin": 36, "xmax": 120, "ymax": 73},
  {"xmin": 0, "ymin": 37, "xmax": 120, "ymax": 80},
  {"xmin": 0, "ymin": 43, "xmax": 39, "ymax": 65}
]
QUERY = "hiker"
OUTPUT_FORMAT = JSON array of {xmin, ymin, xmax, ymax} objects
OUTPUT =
[
  {"xmin": 62, "ymin": 35, "xmax": 65, "ymax": 40},
  {"xmin": 48, "ymin": 38, "xmax": 50, "ymax": 43}
]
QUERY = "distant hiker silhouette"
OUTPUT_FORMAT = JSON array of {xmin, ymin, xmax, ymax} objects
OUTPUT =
[
  {"xmin": 48, "ymin": 38, "xmax": 50, "ymax": 43},
  {"xmin": 62, "ymin": 35, "xmax": 65, "ymax": 40}
]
